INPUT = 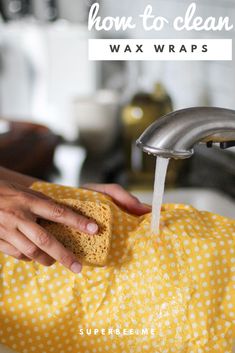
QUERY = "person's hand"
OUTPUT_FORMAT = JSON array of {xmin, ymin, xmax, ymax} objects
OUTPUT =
[
  {"xmin": 0, "ymin": 181, "xmax": 99, "ymax": 273},
  {"xmin": 82, "ymin": 183, "xmax": 151, "ymax": 215}
]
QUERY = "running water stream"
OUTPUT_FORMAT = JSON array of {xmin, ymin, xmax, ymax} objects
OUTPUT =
[{"xmin": 151, "ymin": 157, "xmax": 169, "ymax": 234}]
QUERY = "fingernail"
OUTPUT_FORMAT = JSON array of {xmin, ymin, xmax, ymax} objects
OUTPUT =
[
  {"xmin": 133, "ymin": 196, "xmax": 142, "ymax": 204},
  {"xmin": 137, "ymin": 203, "xmax": 151, "ymax": 209},
  {"xmin": 70, "ymin": 262, "xmax": 82, "ymax": 274},
  {"xmin": 87, "ymin": 223, "xmax": 99, "ymax": 234},
  {"xmin": 144, "ymin": 203, "xmax": 152, "ymax": 208}
]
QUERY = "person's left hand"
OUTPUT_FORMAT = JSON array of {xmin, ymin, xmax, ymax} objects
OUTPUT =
[{"xmin": 82, "ymin": 183, "xmax": 151, "ymax": 216}]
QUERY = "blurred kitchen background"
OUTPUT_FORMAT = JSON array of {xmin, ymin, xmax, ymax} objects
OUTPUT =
[{"xmin": 0, "ymin": 0, "xmax": 235, "ymax": 216}]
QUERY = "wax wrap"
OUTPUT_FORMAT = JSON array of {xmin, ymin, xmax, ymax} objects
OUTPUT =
[{"xmin": 0, "ymin": 182, "xmax": 235, "ymax": 353}]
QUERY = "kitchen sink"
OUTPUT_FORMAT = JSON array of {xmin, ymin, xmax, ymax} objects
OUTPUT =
[
  {"xmin": 134, "ymin": 187, "xmax": 235, "ymax": 220},
  {"xmin": 0, "ymin": 188, "xmax": 234, "ymax": 353}
]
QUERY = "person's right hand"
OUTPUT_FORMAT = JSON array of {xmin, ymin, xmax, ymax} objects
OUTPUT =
[{"xmin": 0, "ymin": 181, "xmax": 99, "ymax": 273}]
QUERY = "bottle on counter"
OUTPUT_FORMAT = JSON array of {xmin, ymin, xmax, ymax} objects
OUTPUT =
[{"xmin": 122, "ymin": 82, "xmax": 182, "ymax": 191}]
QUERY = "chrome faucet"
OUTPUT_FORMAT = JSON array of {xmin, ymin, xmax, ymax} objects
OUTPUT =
[{"xmin": 136, "ymin": 107, "xmax": 235, "ymax": 159}]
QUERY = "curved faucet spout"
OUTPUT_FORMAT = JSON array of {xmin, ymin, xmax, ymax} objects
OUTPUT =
[{"xmin": 136, "ymin": 107, "xmax": 235, "ymax": 159}]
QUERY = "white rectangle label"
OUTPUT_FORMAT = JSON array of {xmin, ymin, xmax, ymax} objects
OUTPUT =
[{"xmin": 89, "ymin": 39, "xmax": 232, "ymax": 61}]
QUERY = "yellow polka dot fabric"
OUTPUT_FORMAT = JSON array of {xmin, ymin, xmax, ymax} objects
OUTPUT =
[{"xmin": 0, "ymin": 182, "xmax": 235, "ymax": 353}]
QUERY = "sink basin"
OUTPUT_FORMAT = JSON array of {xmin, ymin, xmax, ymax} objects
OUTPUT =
[
  {"xmin": 134, "ymin": 187, "xmax": 235, "ymax": 220},
  {"xmin": 0, "ymin": 188, "xmax": 234, "ymax": 353}
]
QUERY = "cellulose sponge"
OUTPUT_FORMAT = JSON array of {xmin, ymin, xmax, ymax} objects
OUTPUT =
[
  {"xmin": 39, "ymin": 199, "xmax": 112, "ymax": 266},
  {"xmin": 0, "ymin": 181, "xmax": 234, "ymax": 353}
]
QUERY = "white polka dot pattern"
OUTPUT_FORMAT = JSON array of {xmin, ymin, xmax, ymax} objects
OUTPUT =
[{"xmin": 0, "ymin": 181, "xmax": 234, "ymax": 353}]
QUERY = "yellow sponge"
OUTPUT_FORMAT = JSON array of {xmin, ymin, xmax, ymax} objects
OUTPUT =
[{"xmin": 39, "ymin": 198, "xmax": 112, "ymax": 266}]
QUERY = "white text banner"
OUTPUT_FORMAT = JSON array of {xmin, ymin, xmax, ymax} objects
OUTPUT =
[{"xmin": 89, "ymin": 39, "xmax": 232, "ymax": 61}]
